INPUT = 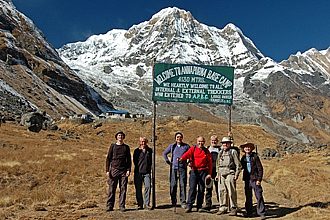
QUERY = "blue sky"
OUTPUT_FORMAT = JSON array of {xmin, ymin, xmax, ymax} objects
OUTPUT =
[{"xmin": 12, "ymin": 0, "xmax": 330, "ymax": 62}]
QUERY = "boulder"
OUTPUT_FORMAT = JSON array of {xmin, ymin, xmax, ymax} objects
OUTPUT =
[
  {"xmin": 261, "ymin": 148, "xmax": 280, "ymax": 159},
  {"xmin": 20, "ymin": 111, "xmax": 51, "ymax": 132}
]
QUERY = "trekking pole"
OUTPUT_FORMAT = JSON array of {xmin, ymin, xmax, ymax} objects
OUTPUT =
[
  {"xmin": 174, "ymin": 158, "xmax": 180, "ymax": 213},
  {"xmin": 174, "ymin": 168, "xmax": 178, "ymax": 213},
  {"xmin": 169, "ymin": 161, "xmax": 175, "ymax": 212}
]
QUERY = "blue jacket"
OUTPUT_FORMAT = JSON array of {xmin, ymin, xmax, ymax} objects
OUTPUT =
[{"xmin": 162, "ymin": 142, "xmax": 190, "ymax": 169}]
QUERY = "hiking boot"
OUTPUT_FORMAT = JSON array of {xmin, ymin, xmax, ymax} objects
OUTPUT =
[
  {"xmin": 185, "ymin": 207, "xmax": 192, "ymax": 213},
  {"xmin": 106, "ymin": 207, "xmax": 113, "ymax": 212},
  {"xmin": 198, "ymin": 207, "xmax": 210, "ymax": 213},
  {"xmin": 260, "ymin": 215, "xmax": 267, "ymax": 220},
  {"xmin": 202, "ymin": 205, "xmax": 211, "ymax": 211},
  {"xmin": 181, "ymin": 203, "xmax": 187, "ymax": 209},
  {"xmin": 228, "ymin": 208, "xmax": 237, "ymax": 216},
  {"xmin": 137, "ymin": 205, "xmax": 143, "ymax": 210},
  {"xmin": 145, "ymin": 205, "xmax": 152, "ymax": 210},
  {"xmin": 243, "ymin": 212, "xmax": 253, "ymax": 217},
  {"xmin": 120, "ymin": 207, "xmax": 126, "ymax": 212},
  {"xmin": 217, "ymin": 209, "xmax": 226, "ymax": 215}
]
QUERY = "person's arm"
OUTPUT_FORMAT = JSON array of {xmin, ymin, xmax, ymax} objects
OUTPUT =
[
  {"xmin": 180, "ymin": 147, "xmax": 193, "ymax": 161},
  {"xmin": 162, "ymin": 145, "xmax": 172, "ymax": 165},
  {"xmin": 207, "ymin": 152, "xmax": 213, "ymax": 176},
  {"xmin": 106, "ymin": 144, "xmax": 113, "ymax": 176},
  {"xmin": 240, "ymin": 156, "xmax": 246, "ymax": 171},
  {"xmin": 149, "ymin": 148, "xmax": 153, "ymax": 167},
  {"xmin": 133, "ymin": 148, "xmax": 139, "ymax": 167},
  {"xmin": 215, "ymin": 150, "xmax": 222, "ymax": 180},
  {"xmin": 232, "ymin": 150, "xmax": 242, "ymax": 180},
  {"xmin": 255, "ymin": 155, "xmax": 264, "ymax": 184},
  {"xmin": 126, "ymin": 145, "xmax": 132, "ymax": 176}
]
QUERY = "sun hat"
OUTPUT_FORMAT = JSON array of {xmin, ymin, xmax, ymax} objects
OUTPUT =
[
  {"xmin": 115, "ymin": 131, "xmax": 125, "ymax": 139},
  {"xmin": 239, "ymin": 142, "xmax": 255, "ymax": 151},
  {"xmin": 220, "ymin": 136, "xmax": 232, "ymax": 143},
  {"xmin": 205, "ymin": 175, "xmax": 213, "ymax": 189}
]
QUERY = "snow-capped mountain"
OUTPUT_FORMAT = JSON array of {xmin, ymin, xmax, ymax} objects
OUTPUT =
[
  {"xmin": 58, "ymin": 7, "xmax": 330, "ymax": 143},
  {"xmin": 58, "ymin": 8, "xmax": 264, "ymax": 111},
  {"xmin": 0, "ymin": 0, "xmax": 113, "ymax": 119},
  {"xmin": 1, "ymin": 2, "xmax": 328, "ymax": 142}
]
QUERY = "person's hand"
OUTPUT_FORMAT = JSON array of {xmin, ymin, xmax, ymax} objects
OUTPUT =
[
  {"xmin": 126, "ymin": 170, "xmax": 130, "ymax": 177},
  {"xmin": 256, "ymin": 180, "xmax": 261, "ymax": 185},
  {"xmin": 215, "ymin": 175, "xmax": 219, "ymax": 181},
  {"xmin": 206, "ymin": 174, "xmax": 212, "ymax": 180},
  {"xmin": 106, "ymin": 172, "xmax": 109, "ymax": 177}
]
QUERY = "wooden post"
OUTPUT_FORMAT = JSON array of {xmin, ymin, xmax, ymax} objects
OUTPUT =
[
  {"xmin": 151, "ymin": 101, "xmax": 157, "ymax": 209},
  {"xmin": 151, "ymin": 59, "xmax": 157, "ymax": 209},
  {"xmin": 228, "ymin": 105, "xmax": 232, "ymax": 132}
]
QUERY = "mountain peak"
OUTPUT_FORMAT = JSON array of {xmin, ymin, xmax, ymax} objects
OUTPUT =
[
  {"xmin": 223, "ymin": 23, "xmax": 241, "ymax": 32},
  {"xmin": 152, "ymin": 7, "xmax": 192, "ymax": 19},
  {"xmin": 148, "ymin": 7, "xmax": 195, "ymax": 26}
]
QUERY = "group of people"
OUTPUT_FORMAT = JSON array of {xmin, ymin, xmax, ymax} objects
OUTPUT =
[
  {"xmin": 105, "ymin": 131, "xmax": 266, "ymax": 219},
  {"xmin": 105, "ymin": 131, "xmax": 152, "ymax": 212}
]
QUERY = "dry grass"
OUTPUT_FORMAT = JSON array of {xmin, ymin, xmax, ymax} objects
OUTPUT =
[{"xmin": 0, "ymin": 118, "xmax": 329, "ymax": 219}]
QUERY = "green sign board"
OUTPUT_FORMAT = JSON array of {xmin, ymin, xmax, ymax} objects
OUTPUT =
[{"xmin": 152, "ymin": 63, "xmax": 234, "ymax": 105}]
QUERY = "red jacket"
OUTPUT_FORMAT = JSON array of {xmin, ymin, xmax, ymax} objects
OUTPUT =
[{"xmin": 181, "ymin": 146, "xmax": 212, "ymax": 175}]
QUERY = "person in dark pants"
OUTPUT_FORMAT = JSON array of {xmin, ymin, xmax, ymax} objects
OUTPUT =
[
  {"xmin": 162, "ymin": 132, "xmax": 190, "ymax": 208},
  {"xmin": 133, "ymin": 137, "xmax": 153, "ymax": 210},
  {"xmin": 203, "ymin": 135, "xmax": 220, "ymax": 211},
  {"xmin": 105, "ymin": 131, "xmax": 132, "ymax": 212},
  {"xmin": 179, "ymin": 136, "xmax": 212, "ymax": 213},
  {"xmin": 240, "ymin": 142, "xmax": 266, "ymax": 219}
]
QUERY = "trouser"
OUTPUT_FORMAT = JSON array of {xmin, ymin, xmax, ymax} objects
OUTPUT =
[
  {"xmin": 106, "ymin": 172, "xmax": 128, "ymax": 209},
  {"xmin": 134, "ymin": 173, "xmax": 151, "ymax": 207},
  {"xmin": 205, "ymin": 178, "xmax": 219, "ymax": 207},
  {"xmin": 244, "ymin": 180, "xmax": 266, "ymax": 216},
  {"xmin": 218, "ymin": 174, "xmax": 238, "ymax": 211},
  {"xmin": 170, "ymin": 167, "xmax": 187, "ymax": 205},
  {"xmin": 186, "ymin": 170, "xmax": 207, "ymax": 209}
]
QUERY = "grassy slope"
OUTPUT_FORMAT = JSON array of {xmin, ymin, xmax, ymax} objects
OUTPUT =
[{"xmin": 0, "ymin": 119, "xmax": 329, "ymax": 219}]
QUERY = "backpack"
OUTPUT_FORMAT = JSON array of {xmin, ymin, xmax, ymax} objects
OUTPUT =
[{"xmin": 218, "ymin": 146, "xmax": 240, "ymax": 170}]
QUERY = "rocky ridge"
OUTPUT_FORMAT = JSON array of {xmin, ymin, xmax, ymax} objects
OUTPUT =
[{"xmin": 0, "ymin": 0, "xmax": 113, "ymax": 120}]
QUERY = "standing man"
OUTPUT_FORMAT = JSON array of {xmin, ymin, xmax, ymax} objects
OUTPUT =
[
  {"xmin": 240, "ymin": 142, "xmax": 266, "ymax": 219},
  {"xmin": 203, "ymin": 135, "xmax": 220, "ymax": 211},
  {"xmin": 133, "ymin": 137, "xmax": 153, "ymax": 210},
  {"xmin": 179, "ymin": 136, "xmax": 212, "ymax": 213},
  {"xmin": 216, "ymin": 136, "xmax": 242, "ymax": 216},
  {"xmin": 106, "ymin": 131, "xmax": 132, "ymax": 212},
  {"xmin": 162, "ymin": 132, "xmax": 190, "ymax": 209}
]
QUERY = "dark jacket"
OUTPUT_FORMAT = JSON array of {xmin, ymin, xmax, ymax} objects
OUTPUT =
[
  {"xmin": 133, "ymin": 146, "xmax": 152, "ymax": 174},
  {"xmin": 106, "ymin": 143, "xmax": 131, "ymax": 173},
  {"xmin": 240, "ymin": 152, "xmax": 263, "ymax": 182}
]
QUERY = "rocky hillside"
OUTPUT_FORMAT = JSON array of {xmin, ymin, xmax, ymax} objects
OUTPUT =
[
  {"xmin": 58, "ymin": 7, "xmax": 330, "ymax": 143},
  {"xmin": 0, "ymin": 0, "xmax": 113, "ymax": 120}
]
